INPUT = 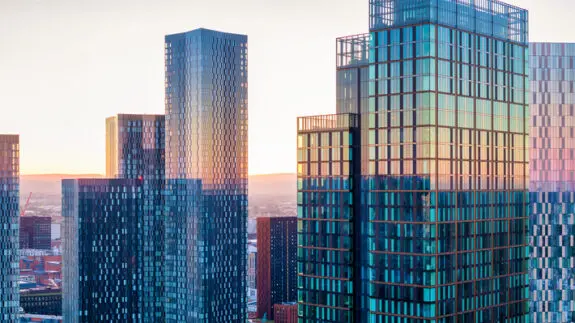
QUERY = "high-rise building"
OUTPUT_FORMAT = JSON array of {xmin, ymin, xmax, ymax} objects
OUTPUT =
[
  {"xmin": 256, "ymin": 217, "xmax": 297, "ymax": 319},
  {"xmin": 20, "ymin": 216, "xmax": 52, "ymax": 250},
  {"xmin": 0, "ymin": 135, "xmax": 20, "ymax": 322},
  {"xmin": 274, "ymin": 302, "xmax": 298, "ymax": 323},
  {"xmin": 105, "ymin": 114, "xmax": 165, "ymax": 179},
  {"xmin": 63, "ymin": 179, "xmax": 148, "ymax": 323},
  {"xmin": 530, "ymin": 42, "xmax": 575, "ymax": 323},
  {"xmin": 298, "ymin": 0, "xmax": 530, "ymax": 321},
  {"xmin": 107, "ymin": 113, "xmax": 165, "ymax": 320},
  {"xmin": 63, "ymin": 114, "xmax": 165, "ymax": 323},
  {"xmin": 164, "ymin": 28, "xmax": 248, "ymax": 322},
  {"xmin": 297, "ymin": 114, "xmax": 361, "ymax": 322}
]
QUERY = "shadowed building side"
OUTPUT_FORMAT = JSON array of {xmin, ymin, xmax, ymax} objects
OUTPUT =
[{"xmin": 0, "ymin": 134, "xmax": 20, "ymax": 323}]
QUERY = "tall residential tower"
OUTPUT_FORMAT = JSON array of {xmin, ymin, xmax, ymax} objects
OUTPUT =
[
  {"xmin": 164, "ymin": 28, "xmax": 248, "ymax": 322},
  {"xmin": 298, "ymin": 0, "xmax": 529, "ymax": 321},
  {"xmin": 530, "ymin": 42, "xmax": 575, "ymax": 323},
  {"xmin": 63, "ymin": 114, "xmax": 165, "ymax": 322},
  {"xmin": 0, "ymin": 135, "xmax": 19, "ymax": 322}
]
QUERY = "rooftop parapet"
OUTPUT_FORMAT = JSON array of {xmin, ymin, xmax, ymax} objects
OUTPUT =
[
  {"xmin": 370, "ymin": 0, "xmax": 528, "ymax": 44},
  {"xmin": 297, "ymin": 114, "xmax": 359, "ymax": 132},
  {"xmin": 336, "ymin": 34, "xmax": 372, "ymax": 68}
]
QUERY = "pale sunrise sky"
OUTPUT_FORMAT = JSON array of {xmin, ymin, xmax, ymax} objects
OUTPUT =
[{"xmin": 0, "ymin": 0, "xmax": 574, "ymax": 175}]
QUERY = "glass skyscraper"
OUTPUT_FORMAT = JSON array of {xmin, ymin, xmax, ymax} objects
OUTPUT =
[
  {"xmin": 0, "ymin": 134, "xmax": 19, "ymax": 322},
  {"xmin": 530, "ymin": 42, "xmax": 575, "ymax": 323},
  {"xmin": 63, "ymin": 114, "xmax": 165, "ymax": 322},
  {"xmin": 63, "ymin": 179, "xmax": 147, "ymax": 323},
  {"xmin": 105, "ymin": 114, "xmax": 165, "ymax": 180},
  {"xmin": 164, "ymin": 28, "xmax": 248, "ymax": 322},
  {"xmin": 297, "ymin": 114, "xmax": 361, "ymax": 322},
  {"xmin": 106, "ymin": 113, "xmax": 165, "ymax": 320},
  {"xmin": 298, "ymin": 0, "xmax": 530, "ymax": 321}
]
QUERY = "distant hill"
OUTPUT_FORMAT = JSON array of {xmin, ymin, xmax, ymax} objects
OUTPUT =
[
  {"xmin": 249, "ymin": 173, "xmax": 296, "ymax": 198},
  {"xmin": 20, "ymin": 173, "xmax": 296, "ymax": 197},
  {"xmin": 21, "ymin": 174, "xmax": 104, "ymax": 194},
  {"xmin": 20, "ymin": 173, "xmax": 297, "ymax": 220},
  {"xmin": 22, "ymin": 174, "xmax": 104, "ymax": 181}
]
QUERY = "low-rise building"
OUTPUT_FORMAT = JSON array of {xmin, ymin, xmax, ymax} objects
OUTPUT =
[{"xmin": 274, "ymin": 302, "xmax": 298, "ymax": 323}]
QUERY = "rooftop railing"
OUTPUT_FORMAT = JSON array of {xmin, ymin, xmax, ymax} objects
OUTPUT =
[
  {"xmin": 297, "ymin": 114, "xmax": 359, "ymax": 132},
  {"xmin": 336, "ymin": 34, "xmax": 372, "ymax": 68},
  {"xmin": 370, "ymin": 0, "xmax": 528, "ymax": 44}
]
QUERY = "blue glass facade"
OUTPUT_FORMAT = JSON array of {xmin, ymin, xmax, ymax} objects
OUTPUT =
[
  {"xmin": 63, "ymin": 179, "xmax": 147, "ymax": 323},
  {"xmin": 106, "ymin": 114, "xmax": 165, "ymax": 181},
  {"xmin": 0, "ymin": 135, "xmax": 20, "ymax": 323},
  {"xmin": 105, "ymin": 114, "xmax": 165, "ymax": 321},
  {"xmin": 298, "ymin": 0, "xmax": 529, "ymax": 322},
  {"xmin": 164, "ymin": 28, "xmax": 248, "ymax": 322},
  {"xmin": 63, "ymin": 114, "xmax": 165, "ymax": 323},
  {"xmin": 530, "ymin": 42, "xmax": 575, "ymax": 323},
  {"xmin": 297, "ymin": 114, "xmax": 362, "ymax": 322}
]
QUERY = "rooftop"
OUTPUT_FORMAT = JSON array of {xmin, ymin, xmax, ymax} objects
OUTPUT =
[
  {"xmin": 336, "ymin": 34, "xmax": 371, "ymax": 68},
  {"xmin": 297, "ymin": 114, "xmax": 359, "ymax": 132},
  {"xmin": 165, "ymin": 28, "xmax": 247, "ymax": 41},
  {"xmin": 370, "ymin": 0, "xmax": 528, "ymax": 44}
]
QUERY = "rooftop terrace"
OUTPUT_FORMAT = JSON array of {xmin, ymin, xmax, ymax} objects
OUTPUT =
[
  {"xmin": 297, "ymin": 114, "xmax": 359, "ymax": 132},
  {"xmin": 370, "ymin": 0, "xmax": 528, "ymax": 44}
]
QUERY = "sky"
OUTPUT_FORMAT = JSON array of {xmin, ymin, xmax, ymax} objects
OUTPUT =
[{"xmin": 0, "ymin": 0, "xmax": 574, "ymax": 175}]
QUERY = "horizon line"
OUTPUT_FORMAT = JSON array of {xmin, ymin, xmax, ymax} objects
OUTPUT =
[{"xmin": 20, "ymin": 172, "xmax": 297, "ymax": 176}]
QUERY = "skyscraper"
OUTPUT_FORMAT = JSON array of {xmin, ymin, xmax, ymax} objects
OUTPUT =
[
  {"xmin": 0, "ymin": 134, "xmax": 20, "ymax": 322},
  {"xmin": 63, "ymin": 114, "xmax": 165, "ymax": 322},
  {"xmin": 105, "ymin": 114, "xmax": 165, "ymax": 180},
  {"xmin": 297, "ymin": 114, "xmax": 361, "ymax": 322},
  {"xmin": 530, "ymin": 42, "xmax": 575, "ymax": 323},
  {"xmin": 298, "ymin": 0, "xmax": 530, "ymax": 321},
  {"xmin": 164, "ymin": 28, "xmax": 248, "ymax": 322},
  {"xmin": 256, "ymin": 217, "xmax": 297, "ymax": 319},
  {"xmin": 63, "ymin": 179, "xmax": 146, "ymax": 323},
  {"xmin": 106, "ymin": 113, "xmax": 165, "ymax": 320}
]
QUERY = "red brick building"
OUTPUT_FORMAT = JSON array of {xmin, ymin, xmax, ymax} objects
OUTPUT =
[
  {"xmin": 274, "ymin": 302, "xmax": 297, "ymax": 323},
  {"xmin": 20, "ymin": 255, "xmax": 62, "ymax": 287},
  {"xmin": 256, "ymin": 217, "xmax": 297, "ymax": 319}
]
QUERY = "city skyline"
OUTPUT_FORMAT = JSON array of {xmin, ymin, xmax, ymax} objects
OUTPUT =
[
  {"xmin": 1, "ymin": 0, "xmax": 575, "ymax": 175},
  {"xmin": 3, "ymin": 0, "xmax": 575, "ymax": 322}
]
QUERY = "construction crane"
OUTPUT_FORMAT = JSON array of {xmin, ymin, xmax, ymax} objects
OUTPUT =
[{"xmin": 20, "ymin": 192, "xmax": 32, "ymax": 217}]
